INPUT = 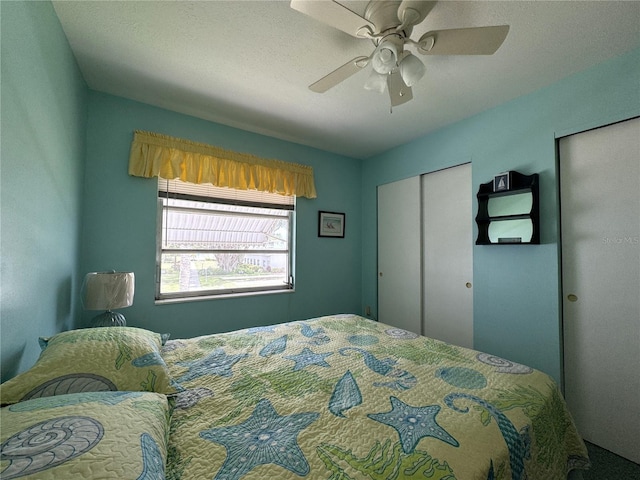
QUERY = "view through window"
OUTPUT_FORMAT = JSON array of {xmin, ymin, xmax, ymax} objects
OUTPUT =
[{"xmin": 156, "ymin": 178, "xmax": 294, "ymax": 299}]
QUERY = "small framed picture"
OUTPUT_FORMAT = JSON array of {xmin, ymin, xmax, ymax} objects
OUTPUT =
[
  {"xmin": 318, "ymin": 211, "xmax": 345, "ymax": 238},
  {"xmin": 493, "ymin": 172, "xmax": 511, "ymax": 192}
]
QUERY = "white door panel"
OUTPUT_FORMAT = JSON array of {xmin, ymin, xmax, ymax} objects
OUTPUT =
[
  {"xmin": 560, "ymin": 117, "xmax": 640, "ymax": 463},
  {"xmin": 377, "ymin": 177, "xmax": 421, "ymax": 334},
  {"xmin": 422, "ymin": 164, "xmax": 474, "ymax": 348},
  {"xmin": 377, "ymin": 164, "xmax": 473, "ymax": 347}
]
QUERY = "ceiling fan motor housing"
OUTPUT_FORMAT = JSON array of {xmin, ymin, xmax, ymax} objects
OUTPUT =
[{"xmin": 364, "ymin": 0, "xmax": 413, "ymax": 40}]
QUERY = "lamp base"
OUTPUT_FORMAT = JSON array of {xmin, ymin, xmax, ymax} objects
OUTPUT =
[{"xmin": 91, "ymin": 310, "xmax": 126, "ymax": 328}]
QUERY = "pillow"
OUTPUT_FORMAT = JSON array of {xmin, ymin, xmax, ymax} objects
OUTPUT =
[
  {"xmin": 1, "ymin": 391, "xmax": 170, "ymax": 479},
  {"xmin": 1, "ymin": 327, "xmax": 177, "ymax": 405},
  {"xmin": 38, "ymin": 330, "xmax": 171, "ymax": 350}
]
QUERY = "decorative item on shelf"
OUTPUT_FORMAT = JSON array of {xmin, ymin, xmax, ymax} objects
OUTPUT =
[
  {"xmin": 476, "ymin": 171, "xmax": 540, "ymax": 245},
  {"xmin": 83, "ymin": 271, "xmax": 135, "ymax": 327},
  {"xmin": 493, "ymin": 171, "xmax": 512, "ymax": 192},
  {"xmin": 318, "ymin": 211, "xmax": 345, "ymax": 238}
]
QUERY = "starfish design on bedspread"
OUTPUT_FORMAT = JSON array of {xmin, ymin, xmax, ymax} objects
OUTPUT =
[
  {"xmin": 176, "ymin": 348, "xmax": 247, "ymax": 383},
  {"xmin": 200, "ymin": 398, "xmax": 320, "ymax": 480},
  {"xmin": 284, "ymin": 347, "xmax": 333, "ymax": 371},
  {"xmin": 368, "ymin": 396, "xmax": 459, "ymax": 454}
]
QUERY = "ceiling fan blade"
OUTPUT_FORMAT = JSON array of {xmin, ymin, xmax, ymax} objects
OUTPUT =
[
  {"xmin": 387, "ymin": 70, "xmax": 413, "ymax": 106},
  {"xmin": 309, "ymin": 56, "xmax": 369, "ymax": 93},
  {"xmin": 418, "ymin": 25, "xmax": 510, "ymax": 55},
  {"xmin": 290, "ymin": 0, "xmax": 374, "ymax": 38},
  {"xmin": 397, "ymin": 1, "xmax": 437, "ymax": 27}
]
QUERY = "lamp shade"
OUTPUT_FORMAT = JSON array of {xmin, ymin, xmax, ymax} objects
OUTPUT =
[
  {"xmin": 399, "ymin": 53, "xmax": 425, "ymax": 87},
  {"xmin": 364, "ymin": 70, "xmax": 388, "ymax": 93},
  {"xmin": 371, "ymin": 40, "xmax": 398, "ymax": 75},
  {"xmin": 84, "ymin": 271, "xmax": 135, "ymax": 310}
]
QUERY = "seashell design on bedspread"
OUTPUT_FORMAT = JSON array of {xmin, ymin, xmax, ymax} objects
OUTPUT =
[
  {"xmin": 328, "ymin": 370, "xmax": 362, "ymax": 417},
  {"xmin": 1, "ymin": 390, "xmax": 170, "ymax": 479},
  {"xmin": 160, "ymin": 314, "xmax": 590, "ymax": 480},
  {"xmin": 384, "ymin": 327, "xmax": 419, "ymax": 339},
  {"xmin": 476, "ymin": 353, "xmax": 534, "ymax": 374},
  {"xmin": 0, "ymin": 416, "xmax": 104, "ymax": 479},
  {"xmin": 9, "ymin": 391, "xmax": 142, "ymax": 412},
  {"xmin": 436, "ymin": 366, "xmax": 488, "ymax": 389},
  {"xmin": 21, "ymin": 373, "xmax": 117, "ymax": 401}
]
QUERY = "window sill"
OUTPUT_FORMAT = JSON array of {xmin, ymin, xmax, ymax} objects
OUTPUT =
[{"xmin": 155, "ymin": 288, "xmax": 295, "ymax": 305}]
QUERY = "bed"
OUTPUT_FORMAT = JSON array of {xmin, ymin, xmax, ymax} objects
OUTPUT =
[{"xmin": 1, "ymin": 314, "xmax": 590, "ymax": 479}]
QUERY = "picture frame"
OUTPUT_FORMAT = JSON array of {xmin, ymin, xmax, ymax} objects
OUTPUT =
[
  {"xmin": 493, "ymin": 172, "xmax": 511, "ymax": 192},
  {"xmin": 318, "ymin": 211, "xmax": 345, "ymax": 238}
]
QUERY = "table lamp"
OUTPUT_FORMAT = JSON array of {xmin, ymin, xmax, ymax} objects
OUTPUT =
[{"xmin": 83, "ymin": 271, "xmax": 135, "ymax": 327}]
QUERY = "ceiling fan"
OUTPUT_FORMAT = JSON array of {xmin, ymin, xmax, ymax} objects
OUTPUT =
[{"xmin": 290, "ymin": 0, "xmax": 509, "ymax": 107}]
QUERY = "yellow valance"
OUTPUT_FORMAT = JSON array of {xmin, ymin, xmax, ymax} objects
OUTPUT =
[{"xmin": 128, "ymin": 130, "xmax": 317, "ymax": 199}]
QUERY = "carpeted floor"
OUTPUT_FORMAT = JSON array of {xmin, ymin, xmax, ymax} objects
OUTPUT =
[{"xmin": 583, "ymin": 441, "xmax": 640, "ymax": 480}]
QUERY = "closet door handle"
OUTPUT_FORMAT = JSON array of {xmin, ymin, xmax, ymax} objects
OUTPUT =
[{"xmin": 567, "ymin": 294, "xmax": 578, "ymax": 302}]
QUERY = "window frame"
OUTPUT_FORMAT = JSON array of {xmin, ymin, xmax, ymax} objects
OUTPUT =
[{"xmin": 155, "ymin": 180, "xmax": 295, "ymax": 302}]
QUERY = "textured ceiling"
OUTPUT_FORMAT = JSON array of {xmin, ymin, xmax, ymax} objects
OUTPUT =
[{"xmin": 52, "ymin": 1, "xmax": 640, "ymax": 159}]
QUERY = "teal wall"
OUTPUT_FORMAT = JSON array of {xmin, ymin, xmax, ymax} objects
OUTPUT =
[
  {"xmin": 1, "ymin": 0, "xmax": 637, "ymax": 387},
  {"xmin": 0, "ymin": 1, "xmax": 87, "ymax": 380},
  {"xmin": 80, "ymin": 92, "xmax": 362, "ymax": 338},
  {"xmin": 361, "ymin": 47, "xmax": 640, "ymax": 384}
]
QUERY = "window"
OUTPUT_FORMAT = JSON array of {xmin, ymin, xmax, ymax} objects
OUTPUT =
[{"xmin": 156, "ymin": 178, "xmax": 294, "ymax": 300}]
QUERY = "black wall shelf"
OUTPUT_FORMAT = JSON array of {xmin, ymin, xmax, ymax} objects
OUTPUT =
[{"xmin": 476, "ymin": 171, "xmax": 540, "ymax": 245}]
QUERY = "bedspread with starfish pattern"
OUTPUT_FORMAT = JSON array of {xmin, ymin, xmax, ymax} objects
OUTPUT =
[{"xmin": 161, "ymin": 314, "xmax": 589, "ymax": 480}]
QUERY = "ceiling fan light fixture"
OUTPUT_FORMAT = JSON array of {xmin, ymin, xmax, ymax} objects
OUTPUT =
[
  {"xmin": 290, "ymin": 0, "xmax": 511, "ymax": 107},
  {"xmin": 399, "ymin": 53, "xmax": 425, "ymax": 87},
  {"xmin": 371, "ymin": 40, "xmax": 398, "ymax": 75},
  {"xmin": 364, "ymin": 70, "xmax": 388, "ymax": 93}
]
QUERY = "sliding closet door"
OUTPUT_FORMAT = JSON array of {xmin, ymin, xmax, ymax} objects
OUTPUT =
[
  {"xmin": 377, "ymin": 177, "xmax": 421, "ymax": 334},
  {"xmin": 560, "ymin": 117, "xmax": 640, "ymax": 463},
  {"xmin": 422, "ymin": 164, "xmax": 473, "ymax": 348}
]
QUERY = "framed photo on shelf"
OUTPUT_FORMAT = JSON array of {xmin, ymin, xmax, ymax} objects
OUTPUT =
[
  {"xmin": 493, "ymin": 172, "xmax": 511, "ymax": 192},
  {"xmin": 318, "ymin": 211, "xmax": 345, "ymax": 238}
]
